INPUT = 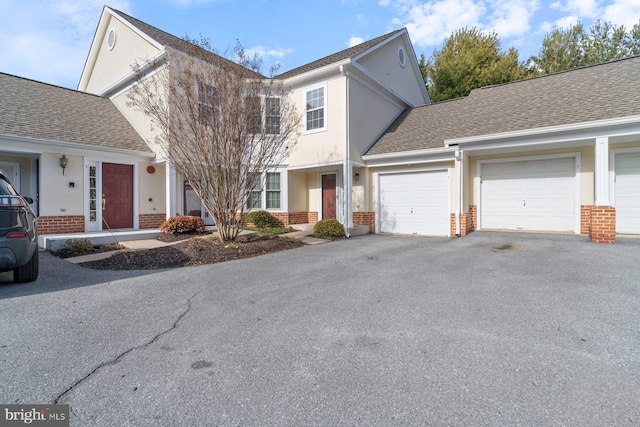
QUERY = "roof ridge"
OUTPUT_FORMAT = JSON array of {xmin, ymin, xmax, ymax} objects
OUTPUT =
[
  {"xmin": 274, "ymin": 28, "xmax": 405, "ymax": 79},
  {"xmin": 472, "ymin": 54, "xmax": 640, "ymax": 94}
]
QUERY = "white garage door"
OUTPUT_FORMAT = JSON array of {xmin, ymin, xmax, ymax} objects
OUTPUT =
[
  {"xmin": 379, "ymin": 170, "xmax": 449, "ymax": 235},
  {"xmin": 480, "ymin": 157, "xmax": 576, "ymax": 232},
  {"xmin": 615, "ymin": 152, "xmax": 640, "ymax": 234}
]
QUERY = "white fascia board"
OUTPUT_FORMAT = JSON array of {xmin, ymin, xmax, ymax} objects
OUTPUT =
[
  {"xmin": 78, "ymin": 7, "xmax": 111, "ymax": 91},
  {"xmin": 101, "ymin": 50, "xmax": 168, "ymax": 98},
  {"xmin": 351, "ymin": 29, "xmax": 430, "ymax": 105},
  {"xmin": 281, "ymin": 59, "xmax": 351, "ymax": 87},
  {"xmin": 107, "ymin": 7, "xmax": 164, "ymax": 50},
  {"xmin": 347, "ymin": 63, "xmax": 411, "ymax": 109},
  {"xmin": 0, "ymin": 134, "xmax": 156, "ymax": 161},
  {"xmin": 363, "ymin": 147, "xmax": 456, "ymax": 167},
  {"xmin": 287, "ymin": 160, "xmax": 345, "ymax": 171},
  {"xmin": 446, "ymin": 115, "xmax": 640, "ymax": 148}
]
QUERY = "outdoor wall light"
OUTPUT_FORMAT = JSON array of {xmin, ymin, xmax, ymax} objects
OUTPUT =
[
  {"xmin": 60, "ymin": 155, "xmax": 68, "ymax": 175},
  {"xmin": 354, "ymin": 172, "xmax": 360, "ymax": 181}
]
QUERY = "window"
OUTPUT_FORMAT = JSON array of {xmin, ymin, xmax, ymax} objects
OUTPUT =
[
  {"xmin": 247, "ymin": 96, "xmax": 262, "ymax": 134},
  {"xmin": 265, "ymin": 98, "xmax": 280, "ymax": 134},
  {"xmin": 266, "ymin": 173, "xmax": 281, "ymax": 209},
  {"xmin": 245, "ymin": 172, "xmax": 281, "ymax": 210},
  {"xmin": 246, "ymin": 173, "xmax": 262, "ymax": 210},
  {"xmin": 247, "ymin": 97, "xmax": 280, "ymax": 135},
  {"xmin": 198, "ymin": 81, "xmax": 217, "ymax": 123},
  {"xmin": 305, "ymin": 87, "xmax": 325, "ymax": 131}
]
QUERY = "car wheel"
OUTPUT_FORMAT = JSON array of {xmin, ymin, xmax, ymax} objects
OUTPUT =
[{"xmin": 14, "ymin": 249, "xmax": 39, "ymax": 283}]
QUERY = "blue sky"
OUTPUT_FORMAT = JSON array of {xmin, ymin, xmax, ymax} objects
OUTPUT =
[{"xmin": 1, "ymin": 0, "xmax": 639, "ymax": 89}]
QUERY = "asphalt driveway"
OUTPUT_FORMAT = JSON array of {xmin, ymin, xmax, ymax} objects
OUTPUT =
[{"xmin": 1, "ymin": 232, "xmax": 639, "ymax": 426}]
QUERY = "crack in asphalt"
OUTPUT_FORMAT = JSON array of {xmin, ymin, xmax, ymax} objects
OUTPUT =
[{"xmin": 53, "ymin": 291, "xmax": 200, "ymax": 404}]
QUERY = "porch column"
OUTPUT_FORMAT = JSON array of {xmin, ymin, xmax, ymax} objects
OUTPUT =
[
  {"xmin": 594, "ymin": 137, "xmax": 610, "ymax": 206},
  {"xmin": 591, "ymin": 137, "xmax": 616, "ymax": 243},
  {"xmin": 166, "ymin": 162, "xmax": 177, "ymax": 218}
]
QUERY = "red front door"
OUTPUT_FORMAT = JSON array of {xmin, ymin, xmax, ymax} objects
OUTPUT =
[
  {"xmin": 322, "ymin": 174, "xmax": 337, "ymax": 219},
  {"xmin": 102, "ymin": 163, "xmax": 133, "ymax": 229}
]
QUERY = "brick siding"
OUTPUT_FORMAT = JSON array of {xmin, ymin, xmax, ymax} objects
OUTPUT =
[
  {"xmin": 580, "ymin": 205, "xmax": 592, "ymax": 235},
  {"xmin": 590, "ymin": 206, "xmax": 616, "ymax": 244},
  {"xmin": 352, "ymin": 212, "xmax": 375, "ymax": 233},
  {"xmin": 139, "ymin": 213, "xmax": 166, "ymax": 229},
  {"xmin": 38, "ymin": 215, "xmax": 85, "ymax": 235},
  {"xmin": 239, "ymin": 211, "xmax": 319, "ymax": 228}
]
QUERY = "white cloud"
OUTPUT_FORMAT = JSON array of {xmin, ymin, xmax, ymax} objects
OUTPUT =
[
  {"xmin": 388, "ymin": 0, "xmax": 486, "ymax": 47},
  {"xmin": 486, "ymin": 0, "xmax": 539, "ymax": 38},
  {"xmin": 603, "ymin": 0, "xmax": 640, "ymax": 28},
  {"xmin": 549, "ymin": 0, "xmax": 602, "ymax": 18},
  {"xmin": 348, "ymin": 36, "xmax": 366, "ymax": 47},
  {"xmin": 245, "ymin": 45, "xmax": 294, "ymax": 61},
  {"xmin": 555, "ymin": 15, "xmax": 580, "ymax": 28}
]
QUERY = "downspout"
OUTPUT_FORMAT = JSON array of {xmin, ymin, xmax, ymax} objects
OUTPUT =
[
  {"xmin": 341, "ymin": 64, "xmax": 352, "ymax": 237},
  {"xmin": 455, "ymin": 149, "xmax": 462, "ymax": 236}
]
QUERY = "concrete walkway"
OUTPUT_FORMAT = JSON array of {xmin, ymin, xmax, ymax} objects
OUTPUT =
[{"xmin": 63, "ymin": 229, "xmax": 329, "ymax": 264}]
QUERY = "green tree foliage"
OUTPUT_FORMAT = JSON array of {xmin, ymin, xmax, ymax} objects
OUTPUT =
[
  {"xmin": 424, "ymin": 28, "xmax": 526, "ymax": 102},
  {"xmin": 529, "ymin": 19, "xmax": 640, "ymax": 75}
]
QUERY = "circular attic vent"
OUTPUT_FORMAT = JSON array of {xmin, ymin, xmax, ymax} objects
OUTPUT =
[
  {"xmin": 107, "ymin": 28, "xmax": 117, "ymax": 50},
  {"xmin": 398, "ymin": 46, "xmax": 406, "ymax": 68}
]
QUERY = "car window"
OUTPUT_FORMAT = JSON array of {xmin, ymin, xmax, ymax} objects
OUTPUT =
[{"xmin": 0, "ymin": 176, "xmax": 19, "ymax": 196}]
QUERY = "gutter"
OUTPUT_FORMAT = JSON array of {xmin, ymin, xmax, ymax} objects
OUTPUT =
[{"xmin": 341, "ymin": 64, "xmax": 351, "ymax": 238}]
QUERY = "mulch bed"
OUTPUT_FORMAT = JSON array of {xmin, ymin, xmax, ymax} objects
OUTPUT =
[
  {"xmin": 81, "ymin": 233, "xmax": 305, "ymax": 270},
  {"xmin": 52, "ymin": 244, "xmax": 124, "ymax": 259}
]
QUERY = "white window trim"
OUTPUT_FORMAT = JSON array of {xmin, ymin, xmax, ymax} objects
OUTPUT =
[
  {"xmin": 245, "ymin": 168, "xmax": 288, "ymax": 212},
  {"xmin": 475, "ymin": 152, "xmax": 581, "ymax": 234},
  {"xmin": 303, "ymin": 82, "xmax": 327, "ymax": 135}
]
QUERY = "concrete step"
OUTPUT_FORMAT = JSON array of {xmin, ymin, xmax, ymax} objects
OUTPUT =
[
  {"xmin": 348, "ymin": 225, "xmax": 370, "ymax": 237},
  {"xmin": 290, "ymin": 223, "xmax": 315, "ymax": 233},
  {"xmin": 39, "ymin": 229, "xmax": 161, "ymax": 251}
]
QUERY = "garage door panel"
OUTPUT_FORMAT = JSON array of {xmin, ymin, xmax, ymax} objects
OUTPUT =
[
  {"xmin": 481, "ymin": 157, "xmax": 576, "ymax": 232},
  {"xmin": 379, "ymin": 171, "xmax": 449, "ymax": 236},
  {"xmin": 616, "ymin": 152, "xmax": 640, "ymax": 234}
]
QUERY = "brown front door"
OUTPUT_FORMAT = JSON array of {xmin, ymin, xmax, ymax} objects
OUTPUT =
[
  {"xmin": 322, "ymin": 174, "xmax": 337, "ymax": 219},
  {"xmin": 102, "ymin": 163, "xmax": 133, "ymax": 229}
]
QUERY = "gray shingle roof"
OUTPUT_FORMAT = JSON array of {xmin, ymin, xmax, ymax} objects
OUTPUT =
[
  {"xmin": 368, "ymin": 55, "xmax": 640, "ymax": 155},
  {"xmin": 0, "ymin": 72, "xmax": 152, "ymax": 153},
  {"xmin": 274, "ymin": 29, "xmax": 404, "ymax": 80},
  {"xmin": 110, "ymin": 8, "xmax": 265, "ymax": 79}
]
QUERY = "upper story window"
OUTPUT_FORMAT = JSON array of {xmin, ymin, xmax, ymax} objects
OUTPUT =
[
  {"xmin": 305, "ymin": 86, "xmax": 325, "ymax": 132},
  {"xmin": 265, "ymin": 98, "xmax": 281, "ymax": 135},
  {"xmin": 247, "ymin": 97, "xmax": 281, "ymax": 135},
  {"xmin": 197, "ymin": 81, "xmax": 217, "ymax": 123}
]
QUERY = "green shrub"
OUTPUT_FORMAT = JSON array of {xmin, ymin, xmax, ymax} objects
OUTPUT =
[
  {"xmin": 245, "ymin": 210, "xmax": 275, "ymax": 228},
  {"xmin": 160, "ymin": 215, "xmax": 206, "ymax": 234},
  {"xmin": 313, "ymin": 219, "xmax": 344, "ymax": 238},
  {"xmin": 64, "ymin": 238, "xmax": 96, "ymax": 253}
]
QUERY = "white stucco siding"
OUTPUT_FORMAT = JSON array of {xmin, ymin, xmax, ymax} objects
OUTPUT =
[
  {"xmin": 39, "ymin": 153, "xmax": 85, "ymax": 216},
  {"xmin": 356, "ymin": 36, "xmax": 427, "ymax": 107},
  {"xmin": 84, "ymin": 15, "xmax": 161, "ymax": 95},
  {"xmin": 287, "ymin": 76, "xmax": 345, "ymax": 168},
  {"xmin": 348, "ymin": 78, "xmax": 405, "ymax": 160},
  {"xmin": 138, "ymin": 162, "xmax": 166, "ymax": 215}
]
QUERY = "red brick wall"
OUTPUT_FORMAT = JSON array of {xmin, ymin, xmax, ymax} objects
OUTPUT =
[
  {"xmin": 450, "ymin": 213, "xmax": 456, "ymax": 237},
  {"xmin": 580, "ymin": 205, "xmax": 592, "ymax": 235},
  {"xmin": 239, "ymin": 211, "xmax": 319, "ymax": 228},
  {"xmin": 450, "ymin": 207, "xmax": 476, "ymax": 238},
  {"xmin": 590, "ymin": 206, "xmax": 616, "ymax": 244},
  {"xmin": 38, "ymin": 215, "xmax": 85, "ymax": 235},
  {"xmin": 139, "ymin": 213, "xmax": 166, "ymax": 229},
  {"xmin": 470, "ymin": 205, "xmax": 478, "ymax": 230},
  {"xmin": 352, "ymin": 212, "xmax": 375, "ymax": 233}
]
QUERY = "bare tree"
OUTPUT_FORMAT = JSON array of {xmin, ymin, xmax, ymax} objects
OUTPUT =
[{"xmin": 128, "ymin": 39, "xmax": 300, "ymax": 242}]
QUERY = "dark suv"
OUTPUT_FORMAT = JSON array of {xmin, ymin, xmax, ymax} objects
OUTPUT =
[{"xmin": 0, "ymin": 169, "xmax": 38, "ymax": 283}]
